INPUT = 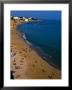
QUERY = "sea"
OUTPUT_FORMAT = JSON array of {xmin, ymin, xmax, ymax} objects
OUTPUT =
[{"xmin": 17, "ymin": 19, "xmax": 61, "ymax": 70}]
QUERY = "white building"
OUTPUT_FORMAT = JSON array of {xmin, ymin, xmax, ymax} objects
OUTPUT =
[
  {"xmin": 25, "ymin": 18, "xmax": 29, "ymax": 22},
  {"xmin": 13, "ymin": 17, "xmax": 19, "ymax": 20}
]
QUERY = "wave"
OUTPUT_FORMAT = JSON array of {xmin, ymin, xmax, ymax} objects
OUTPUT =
[
  {"xmin": 22, "ymin": 33, "xmax": 32, "ymax": 46},
  {"xmin": 23, "ymin": 33, "xmax": 26, "ymax": 40},
  {"xmin": 22, "ymin": 33, "xmax": 52, "ymax": 60}
]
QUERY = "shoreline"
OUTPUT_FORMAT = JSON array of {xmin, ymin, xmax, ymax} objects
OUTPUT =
[
  {"xmin": 17, "ymin": 24, "xmax": 61, "ymax": 70},
  {"xmin": 22, "ymin": 32, "xmax": 60, "ymax": 70},
  {"xmin": 11, "ymin": 19, "xmax": 61, "ymax": 79}
]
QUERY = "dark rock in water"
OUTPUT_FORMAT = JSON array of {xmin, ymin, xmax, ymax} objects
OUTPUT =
[{"xmin": 43, "ymin": 57, "xmax": 47, "ymax": 60}]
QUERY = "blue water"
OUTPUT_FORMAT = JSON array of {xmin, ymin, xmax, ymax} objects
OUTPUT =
[{"xmin": 17, "ymin": 19, "xmax": 61, "ymax": 69}]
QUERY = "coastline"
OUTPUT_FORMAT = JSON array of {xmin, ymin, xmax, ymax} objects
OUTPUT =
[
  {"xmin": 17, "ymin": 22, "xmax": 61, "ymax": 70},
  {"xmin": 11, "ymin": 19, "xmax": 61, "ymax": 79},
  {"xmin": 22, "ymin": 34, "xmax": 61, "ymax": 70}
]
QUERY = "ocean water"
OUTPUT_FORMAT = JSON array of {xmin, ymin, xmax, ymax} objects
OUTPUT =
[{"xmin": 17, "ymin": 19, "xmax": 61, "ymax": 69}]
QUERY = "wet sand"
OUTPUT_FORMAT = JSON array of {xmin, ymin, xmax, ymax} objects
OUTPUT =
[{"xmin": 11, "ymin": 20, "xmax": 61, "ymax": 79}]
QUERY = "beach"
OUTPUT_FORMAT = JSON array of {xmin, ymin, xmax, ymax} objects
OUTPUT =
[{"xmin": 11, "ymin": 19, "xmax": 61, "ymax": 79}]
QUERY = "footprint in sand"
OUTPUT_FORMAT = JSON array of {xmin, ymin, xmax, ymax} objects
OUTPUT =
[
  {"xmin": 12, "ymin": 52, "xmax": 16, "ymax": 57},
  {"xmin": 42, "ymin": 69, "xmax": 46, "ymax": 73},
  {"xmin": 35, "ymin": 60, "xmax": 37, "ymax": 63},
  {"xmin": 13, "ymin": 62, "xmax": 16, "ymax": 65},
  {"xmin": 48, "ymin": 75, "xmax": 52, "ymax": 79},
  {"xmin": 22, "ymin": 48, "xmax": 25, "ymax": 52},
  {"xmin": 21, "ymin": 57, "xmax": 24, "ymax": 60},
  {"xmin": 15, "ymin": 66, "xmax": 21, "ymax": 69},
  {"xmin": 20, "ymin": 60, "xmax": 24, "ymax": 63},
  {"xmin": 19, "ymin": 51, "xmax": 22, "ymax": 54}
]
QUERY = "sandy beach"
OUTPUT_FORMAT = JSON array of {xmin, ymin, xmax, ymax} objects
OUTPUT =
[{"xmin": 11, "ymin": 19, "xmax": 61, "ymax": 79}]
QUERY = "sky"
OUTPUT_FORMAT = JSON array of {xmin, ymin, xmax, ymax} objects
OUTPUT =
[{"xmin": 11, "ymin": 11, "xmax": 61, "ymax": 20}]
